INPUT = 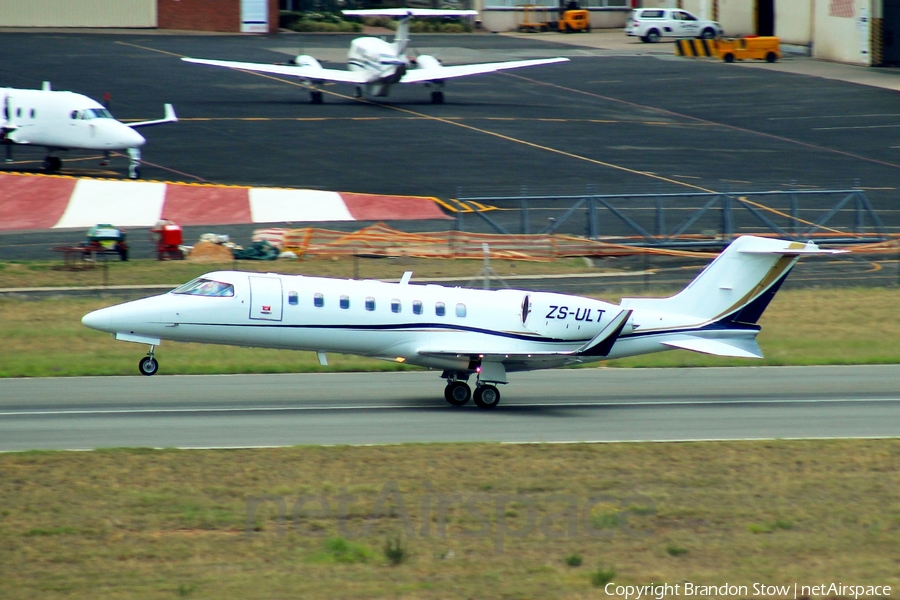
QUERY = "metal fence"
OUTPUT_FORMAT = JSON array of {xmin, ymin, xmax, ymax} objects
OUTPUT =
[{"xmin": 453, "ymin": 188, "xmax": 893, "ymax": 248}]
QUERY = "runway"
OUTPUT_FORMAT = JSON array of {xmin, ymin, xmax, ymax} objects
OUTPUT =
[{"xmin": 1, "ymin": 365, "xmax": 898, "ymax": 451}]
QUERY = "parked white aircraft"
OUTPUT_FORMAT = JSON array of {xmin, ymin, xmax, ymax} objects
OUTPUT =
[
  {"xmin": 1, "ymin": 82, "xmax": 177, "ymax": 179},
  {"xmin": 82, "ymin": 236, "xmax": 839, "ymax": 409},
  {"xmin": 182, "ymin": 9, "xmax": 569, "ymax": 104}
]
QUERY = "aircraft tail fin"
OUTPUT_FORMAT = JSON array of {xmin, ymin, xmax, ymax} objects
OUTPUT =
[
  {"xmin": 393, "ymin": 13, "xmax": 411, "ymax": 56},
  {"xmin": 621, "ymin": 236, "xmax": 843, "ymax": 326}
]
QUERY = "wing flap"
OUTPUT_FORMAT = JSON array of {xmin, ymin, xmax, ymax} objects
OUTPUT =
[
  {"xmin": 400, "ymin": 57, "xmax": 569, "ymax": 84},
  {"xmin": 661, "ymin": 336, "xmax": 763, "ymax": 358},
  {"xmin": 181, "ymin": 57, "xmax": 370, "ymax": 85}
]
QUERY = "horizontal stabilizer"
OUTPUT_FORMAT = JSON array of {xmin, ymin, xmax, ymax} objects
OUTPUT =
[
  {"xmin": 343, "ymin": 9, "xmax": 478, "ymax": 17},
  {"xmin": 661, "ymin": 336, "xmax": 763, "ymax": 358},
  {"xmin": 130, "ymin": 103, "xmax": 178, "ymax": 128}
]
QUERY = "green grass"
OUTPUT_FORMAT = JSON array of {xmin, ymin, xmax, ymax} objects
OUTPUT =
[
  {"xmin": 0, "ymin": 257, "xmax": 597, "ymax": 289},
  {"xmin": 1, "ymin": 287, "xmax": 898, "ymax": 377},
  {"xmin": 0, "ymin": 440, "xmax": 898, "ymax": 599}
]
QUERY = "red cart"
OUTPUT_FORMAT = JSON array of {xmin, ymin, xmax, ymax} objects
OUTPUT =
[{"xmin": 151, "ymin": 220, "xmax": 184, "ymax": 260}]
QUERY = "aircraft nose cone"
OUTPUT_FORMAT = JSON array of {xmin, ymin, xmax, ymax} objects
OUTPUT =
[
  {"xmin": 123, "ymin": 126, "xmax": 146, "ymax": 148},
  {"xmin": 82, "ymin": 308, "xmax": 111, "ymax": 332}
]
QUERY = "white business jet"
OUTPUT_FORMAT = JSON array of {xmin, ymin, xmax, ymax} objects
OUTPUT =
[
  {"xmin": 182, "ymin": 9, "xmax": 569, "ymax": 104},
  {"xmin": 83, "ymin": 236, "xmax": 840, "ymax": 409},
  {"xmin": 0, "ymin": 82, "xmax": 177, "ymax": 179}
]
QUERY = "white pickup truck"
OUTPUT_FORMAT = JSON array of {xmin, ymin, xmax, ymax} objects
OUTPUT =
[{"xmin": 624, "ymin": 8, "xmax": 723, "ymax": 43}]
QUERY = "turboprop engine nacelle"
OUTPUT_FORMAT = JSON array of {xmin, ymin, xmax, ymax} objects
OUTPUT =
[
  {"xmin": 414, "ymin": 54, "xmax": 441, "ymax": 70},
  {"xmin": 293, "ymin": 55, "xmax": 322, "ymax": 70}
]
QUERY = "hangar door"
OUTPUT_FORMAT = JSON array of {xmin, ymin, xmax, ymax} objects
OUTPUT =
[
  {"xmin": 756, "ymin": 0, "xmax": 775, "ymax": 36},
  {"xmin": 884, "ymin": 0, "xmax": 900, "ymax": 64},
  {"xmin": 0, "ymin": 0, "xmax": 156, "ymax": 27}
]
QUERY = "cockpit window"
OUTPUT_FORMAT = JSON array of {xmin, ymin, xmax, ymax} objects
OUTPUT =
[
  {"xmin": 172, "ymin": 278, "xmax": 234, "ymax": 297},
  {"xmin": 82, "ymin": 108, "xmax": 113, "ymax": 119}
]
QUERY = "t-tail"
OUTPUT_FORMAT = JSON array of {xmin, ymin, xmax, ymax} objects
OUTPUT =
[{"xmin": 619, "ymin": 236, "xmax": 843, "ymax": 359}]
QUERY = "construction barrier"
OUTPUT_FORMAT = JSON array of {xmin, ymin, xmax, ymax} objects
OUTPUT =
[
  {"xmin": 255, "ymin": 223, "xmax": 743, "ymax": 262},
  {"xmin": 675, "ymin": 38, "xmax": 718, "ymax": 57}
]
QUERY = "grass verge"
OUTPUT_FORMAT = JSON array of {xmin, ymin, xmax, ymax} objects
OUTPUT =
[
  {"xmin": 0, "ymin": 440, "xmax": 897, "ymax": 599},
  {"xmin": 1, "ymin": 288, "xmax": 898, "ymax": 377}
]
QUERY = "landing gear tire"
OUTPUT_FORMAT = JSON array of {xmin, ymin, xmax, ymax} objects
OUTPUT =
[
  {"xmin": 354, "ymin": 86, "xmax": 363, "ymax": 98},
  {"xmin": 43, "ymin": 156, "xmax": 61, "ymax": 172},
  {"xmin": 431, "ymin": 91, "xmax": 444, "ymax": 104},
  {"xmin": 473, "ymin": 385, "xmax": 500, "ymax": 409},
  {"xmin": 139, "ymin": 356, "xmax": 159, "ymax": 376},
  {"xmin": 444, "ymin": 381, "xmax": 471, "ymax": 406},
  {"xmin": 310, "ymin": 91, "xmax": 324, "ymax": 104}
]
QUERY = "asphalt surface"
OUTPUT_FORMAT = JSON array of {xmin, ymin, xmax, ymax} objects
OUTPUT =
[
  {"xmin": 1, "ymin": 365, "xmax": 898, "ymax": 451},
  {"xmin": 2, "ymin": 31, "xmax": 900, "ymax": 265}
]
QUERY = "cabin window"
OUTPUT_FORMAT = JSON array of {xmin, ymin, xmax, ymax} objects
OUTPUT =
[
  {"xmin": 314, "ymin": 293, "xmax": 324, "ymax": 308},
  {"xmin": 391, "ymin": 299, "xmax": 401, "ymax": 313},
  {"xmin": 172, "ymin": 278, "xmax": 234, "ymax": 298},
  {"xmin": 16, "ymin": 108, "xmax": 21, "ymax": 117},
  {"xmin": 365, "ymin": 297, "xmax": 376, "ymax": 311},
  {"xmin": 288, "ymin": 291, "xmax": 298, "ymax": 306},
  {"xmin": 456, "ymin": 303, "xmax": 467, "ymax": 318},
  {"xmin": 435, "ymin": 302, "xmax": 445, "ymax": 317},
  {"xmin": 30, "ymin": 109, "xmax": 35, "ymax": 118},
  {"xmin": 340, "ymin": 295, "xmax": 350, "ymax": 309},
  {"xmin": 413, "ymin": 300, "xmax": 423, "ymax": 315}
]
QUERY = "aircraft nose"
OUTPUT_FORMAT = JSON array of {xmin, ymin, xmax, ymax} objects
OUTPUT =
[
  {"xmin": 122, "ymin": 126, "xmax": 146, "ymax": 148},
  {"xmin": 82, "ymin": 307, "xmax": 112, "ymax": 332}
]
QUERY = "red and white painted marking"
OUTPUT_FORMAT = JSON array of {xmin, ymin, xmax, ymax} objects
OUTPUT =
[{"xmin": 0, "ymin": 173, "xmax": 449, "ymax": 231}]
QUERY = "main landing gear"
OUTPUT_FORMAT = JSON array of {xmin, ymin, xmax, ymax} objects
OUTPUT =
[
  {"xmin": 442, "ymin": 371, "xmax": 503, "ymax": 409},
  {"xmin": 43, "ymin": 155, "xmax": 62, "ymax": 172},
  {"xmin": 310, "ymin": 90, "xmax": 324, "ymax": 104},
  {"xmin": 139, "ymin": 345, "xmax": 159, "ymax": 376}
]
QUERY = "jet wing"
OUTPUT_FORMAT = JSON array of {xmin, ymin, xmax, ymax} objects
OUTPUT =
[
  {"xmin": 181, "ymin": 57, "xmax": 370, "ymax": 85},
  {"xmin": 417, "ymin": 310, "xmax": 632, "ymax": 364},
  {"xmin": 400, "ymin": 57, "xmax": 569, "ymax": 84}
]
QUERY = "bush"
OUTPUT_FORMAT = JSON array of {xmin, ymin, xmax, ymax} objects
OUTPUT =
[
  {"xmin": 565, "ymin": 553, "xmax": 583, "ymax": 567},
  {"xmin": 591, "ymin": 566, "xmax": 615, "ymax": 587},
  {"xmin": 384, "ymin": 535, "xmax": 406, "ymax": 565},
  {"xmin": 280, "ymin": 11, "xmax": 363, "ymax": 33}
]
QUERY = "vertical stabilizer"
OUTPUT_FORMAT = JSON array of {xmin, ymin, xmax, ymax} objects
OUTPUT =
[
  {"xmin": 392, "ymin": 14, "xmax": 411, "ymax": 57},
  {"xmin": 621, "ymin": 236, "xmax": 841, "ymax": 325}
]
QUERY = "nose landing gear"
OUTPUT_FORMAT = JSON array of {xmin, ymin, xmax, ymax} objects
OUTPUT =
[{"xmin": 139, "ymin": 345, "xmax": 159, "ymax": 376}]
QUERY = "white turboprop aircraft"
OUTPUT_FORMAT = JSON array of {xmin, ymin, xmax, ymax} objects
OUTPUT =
[
  {"xmin": 1, "ymin": 82, "xmax": 177, "ymax": 179},
  {"xmin": 182, "ymin": 9, "xmax": 569, "ymax": 104},
  {"xmin": 83, "ymin": 236, "xmax": 839, "ymax": 409}
]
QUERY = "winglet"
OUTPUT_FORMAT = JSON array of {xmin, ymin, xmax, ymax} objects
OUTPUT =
[{"xmin": 576, "ymin": 309, "xmax": 632, "ymax": 357}]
